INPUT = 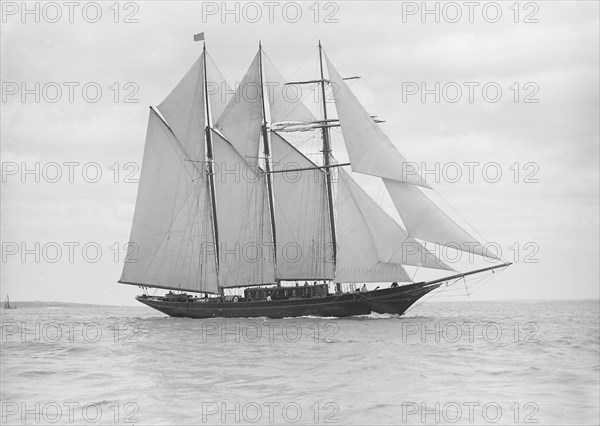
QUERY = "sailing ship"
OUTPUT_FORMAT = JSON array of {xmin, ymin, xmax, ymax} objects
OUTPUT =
[
  {"xmin": 119, "ymin": 35, "xmax": 510, "ymax": 318},
  {"xmin": 4, "ymin": 295, "xmax": 16, "ymax": 309}
]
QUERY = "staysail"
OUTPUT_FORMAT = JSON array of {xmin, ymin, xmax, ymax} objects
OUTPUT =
[
  {"xmin": 325, "ymin": 52, "xmax": 499, "ymax": 262},
  {"xmin": 384, "ymin": 180, "xmax": 501, "ymax": 260},
  {"xmin": 120, "ymin": 109, "xmax": 218, "ymax": 293},
  {"xmin": 339, "ymin": 169, "xmax": 453, "ymax": 271},
  {"xmin": 270, "ymin": 132, "xmax": 334, "ymax": 280},
  {"xmin": 335, "ymin": 169, "xmax": 412, "ymax": 283},
  {"xmin": 325, "ymin": 55, "xmax": 429, "ymax": 189}
]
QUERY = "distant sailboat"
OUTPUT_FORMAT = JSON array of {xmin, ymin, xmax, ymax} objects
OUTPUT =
[
  {"xmin": 4, "ymin": 295, "xmax": 16, "ymax": 309},
  {"xmin": 118, "ymin": 36, "xmax": 510, "ymax": 318}
]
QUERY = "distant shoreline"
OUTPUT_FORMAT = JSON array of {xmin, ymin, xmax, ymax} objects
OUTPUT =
[{"xmin": 1, "ymin": 301, "xmax": 139, "ymax": 308}]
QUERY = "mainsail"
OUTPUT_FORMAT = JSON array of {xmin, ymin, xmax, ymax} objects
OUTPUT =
[
  {"xmin": 212, "ymin": 131, "xmax": 276, "ymax": 287},
  {"xmin": 270, "ymin": 132, "xmax": 333, "ymax": 280}
]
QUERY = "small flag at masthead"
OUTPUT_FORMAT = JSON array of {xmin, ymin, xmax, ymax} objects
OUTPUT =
[{"xmin": 193, "ymin": 32, "xmax": 205, "ymax": 42}]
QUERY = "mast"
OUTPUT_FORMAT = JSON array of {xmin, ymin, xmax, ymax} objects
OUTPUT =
[
  {"xmin": 258, "ymin": 41, "xmax": 279, "ymax": 281},
  {"xmin": 202, "ymin": 42, "xmax": 221, "ymax": 291},
  {"xmin": 318, "ymin": 41, "xmax": 338, "ymax": 272}
]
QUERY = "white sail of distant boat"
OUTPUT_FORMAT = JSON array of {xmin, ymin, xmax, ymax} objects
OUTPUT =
[
  {"xmin": 5, "ymin": 295, "xmax": 16, "ymax": 309},
  {"xmin": 119, "ymin": 37, "xmax": 509, "ymax": 318}
]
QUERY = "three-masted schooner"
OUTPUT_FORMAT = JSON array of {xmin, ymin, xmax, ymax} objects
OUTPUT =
[{"xmin": 118, "ymin": 35, "xmax": 510, "ymax": 318}]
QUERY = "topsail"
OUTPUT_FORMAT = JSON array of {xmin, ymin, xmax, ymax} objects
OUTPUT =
[
  {"xmin": 325, "ymin": 55, "xmax": 430, "ymax": 189},
  {"xmin": 215, "ymin": 52, "xmax": 263, "ymax": 167},
  {"xmin": 262, "ymin": 52, "xmax": 317, "ymax": 125}
]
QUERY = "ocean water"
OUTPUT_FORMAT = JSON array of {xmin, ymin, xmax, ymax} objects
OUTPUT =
[{"xmin": 1, "ymin": 300, "xmax": 598, "ymax": 425}]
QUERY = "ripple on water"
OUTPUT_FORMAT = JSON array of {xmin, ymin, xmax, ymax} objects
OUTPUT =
[{"xmin": 1, "ymin": 301, "xmax": 598, "ymax": 425}]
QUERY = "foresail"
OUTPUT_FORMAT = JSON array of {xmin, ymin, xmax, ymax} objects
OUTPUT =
[
  {"xmin": 384, "ymin": 179, "xmax": 502, "ymax": 260},
  {"xmin": 215, "ymin": 52, "xmax": 263, "ymax": 166},
  {"xmin": 120, "ymin": 110, "xmax": 218, "ymax": 293},
  {"xmin": 325, "ymin": 55, "xmax": 429, "ymax": 189},
  {"xmin": 212, "ymin": 131, "xmax": 276, "ymax": 287},
  {"xmin": 336, "ymin": 169, "xmax": 412, "ymax": 283},
  {"xmin": 340, "ymin": 169, "xmax": 453, "ymax": 271},
  {"xmin": 262, "ymin": 52, "xmax": 317, "ymax": 124},
  {"xmin": 270, "ymin": 132, "xmax": 334, "ymax": 280}
]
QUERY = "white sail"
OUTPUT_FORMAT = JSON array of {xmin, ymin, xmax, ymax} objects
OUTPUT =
[
  {"xmin": 206, "ymin": 52, "xmax": 233, "ymax": 122},
  {"xmin": 270, "ymin": 132, "xmax": 334, "ymax": 280},
  {"xmin": 157, "ymin": 53, "xmax": 231, "ymax": 154},
  {"xmin": 336, "ymin": 168, "xmax": 412, "ymax": 283},
  {"xmin": 157, "ymin": 56, "xmax": 206, "ymax": 163},
  {"xmin": 325, "ymin": 55, "xmax": 430, "ymax": 189},
  {"xmin": 340, "ymin": 169, "xmax": 453, "ymax": 271},
  {"xmin": 215, "ymin": 52, "xmax": 263, "ymax": 166},
  {"xmin": 120, "ymin": 110, "xmax": 218, "ymax": 293},
  {"xmin": 212, "ymin": 131, "xmax": 276, "ymax": 287},
  {"xmin": 262, "ymin": 53, "xmax": 317, "ymax": 124},
  {"xmin": 384, "ymin": 179, "xmax": 502, "ymax": 260}
]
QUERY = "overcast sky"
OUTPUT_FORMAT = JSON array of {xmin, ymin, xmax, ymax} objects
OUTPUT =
[{"xmin": 1, "ymin": 1, "xmax": 598, "ymax": 305}]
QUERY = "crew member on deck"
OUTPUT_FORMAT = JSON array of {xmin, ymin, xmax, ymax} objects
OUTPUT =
[
  {"xmin": 360, "ymin": 284, "xmax": 367, "ymax": 292},
  {"xmin": 391, "ymin": 282, "xmax": 398, "ymax": 288}
]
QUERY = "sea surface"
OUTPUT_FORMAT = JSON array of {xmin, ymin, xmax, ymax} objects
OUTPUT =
[{"xmin": 1, "ymin": 300, "xmax": 598, "ymax": 425}]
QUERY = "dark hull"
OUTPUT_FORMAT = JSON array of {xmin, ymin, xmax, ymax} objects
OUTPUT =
[{"xmin": 136, "ymin": 281, "xmax": 441, "ymax": 319}]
